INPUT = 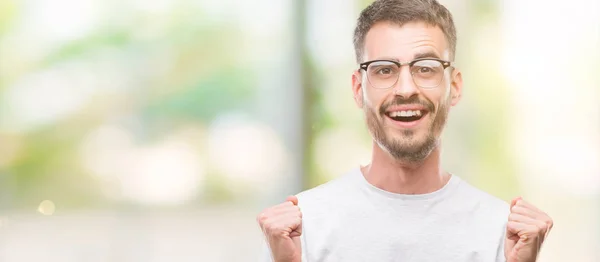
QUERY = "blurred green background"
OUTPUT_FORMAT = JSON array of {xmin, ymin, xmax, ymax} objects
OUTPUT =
[{"xmin": 0, "ymin": 0, "xmax": 598, "ymax": 261}]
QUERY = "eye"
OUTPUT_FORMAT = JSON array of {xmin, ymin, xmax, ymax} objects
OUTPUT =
[
  {"xmin": 366, "ymin": 61, "xmax": 399, "ymax": 80},
  {"xmin": 412, "ymin": 60, "xmax": 442, "ymax": 76},
  {"xmin": 417, "ymin": 67, "xmax": 433, "ymax": 74},
  {"xmin": 377, "ymin": 67, "xmax": 394, "ymax": 75}
]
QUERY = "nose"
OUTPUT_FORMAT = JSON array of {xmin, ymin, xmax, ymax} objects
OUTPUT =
[{"xmin": 392, "ymin": 66, "xmax": 419, "ymax": 98}]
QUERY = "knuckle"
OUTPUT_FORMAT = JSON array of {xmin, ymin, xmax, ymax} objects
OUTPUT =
[
  {"xmin": 546, "ymin": 219, "xmax": 554, "ymax": 229},
  {"xmin": 257, "ymin": 212, "xmax": 268, "ymax": 224},
  {"xmin": 510, "ymin": 205, "xmax": 521, "ymax": 213},
  {"xmin": 535, "ymin": 222, "xmax": 546, "ymax": 232}
]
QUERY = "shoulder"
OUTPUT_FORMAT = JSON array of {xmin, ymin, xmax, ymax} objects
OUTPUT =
[
  {"xmin": 295, "ymin": 168, "xmax": 360, "ymax": 212},
  {"xmin": 453, "ymin": 176, "xmax": 510, "ymax": 219}
]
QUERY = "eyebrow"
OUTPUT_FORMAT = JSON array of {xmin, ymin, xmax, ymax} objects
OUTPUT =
[
  {"xmin": 375, "ymin": 51, "xmax": 442, "ymax": 62},
  {"xmin": 413, "ymin": 51, "xmax": 441, "ymax": 60}
]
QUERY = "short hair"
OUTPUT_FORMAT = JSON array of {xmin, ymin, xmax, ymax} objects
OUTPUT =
[{"xmin": 353, "ymin": 0, "xmax": 457, "ymax": 63}]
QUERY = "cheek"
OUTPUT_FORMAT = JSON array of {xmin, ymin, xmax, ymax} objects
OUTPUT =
[
  {"xmin": 362, "ymin": 92, "xmax": 373, "ymax": 108},
  {"xmin": 441, "ymin": 78, "xmax": 453, "ymax": 99},
  {"xmin": 428, "ymin": 84, "xmax": 452, "ymax": 111},
  {"xmin": 362, "ymin": 86, "xmax": 387, "ymax": 110}
]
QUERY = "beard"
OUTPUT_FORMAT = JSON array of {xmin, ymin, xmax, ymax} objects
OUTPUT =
[{"xmin": 364, "ymin": 95, "xmax": 450, "ymax": 163}]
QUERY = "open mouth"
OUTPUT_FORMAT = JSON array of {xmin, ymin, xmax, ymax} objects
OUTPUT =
[{"xmin": 385, "ymin": 110, "xmax": 427, "ymax": 122}]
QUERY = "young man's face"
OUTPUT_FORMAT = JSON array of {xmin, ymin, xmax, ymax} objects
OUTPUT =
[{"xmin": 352, "ymin": 21, "xmax": 463, "ymax": 162}]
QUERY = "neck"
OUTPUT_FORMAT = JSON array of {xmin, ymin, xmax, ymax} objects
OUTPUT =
[{"xmin": 361, "ymin": 141, "xmax": 450, "ymax": 194}]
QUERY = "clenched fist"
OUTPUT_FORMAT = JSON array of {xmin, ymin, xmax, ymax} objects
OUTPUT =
[
  {"xmin": 257, "ymin": 195, "xmax": 303, "ymax": 262},
  {"xmin": 505, "ymin": 197, "xmax": 553, "ymax": 262}
]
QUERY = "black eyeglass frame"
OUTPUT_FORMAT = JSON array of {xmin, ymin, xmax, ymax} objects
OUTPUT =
[{"xmin": 358, "ymin": 58, "xmax": 454, "ymax": 89}]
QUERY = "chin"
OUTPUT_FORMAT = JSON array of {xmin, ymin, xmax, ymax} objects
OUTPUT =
[
  {"xmin": 387, "ymin": 127, "xmax": 424, "ymax": 140},
  {"xmin": 382, "ymin": 131, "xmax": 439, "ymax": 160}
]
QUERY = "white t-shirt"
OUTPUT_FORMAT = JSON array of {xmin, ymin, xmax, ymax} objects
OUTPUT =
[{"xmin": 261, "ymin": 168, "xmax": 510, "ymax": 262}]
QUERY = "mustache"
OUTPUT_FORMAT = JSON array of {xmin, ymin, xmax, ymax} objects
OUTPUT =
[{"xmin": 379, "ymin": 96, "xmax": 435, "ymax": 116}]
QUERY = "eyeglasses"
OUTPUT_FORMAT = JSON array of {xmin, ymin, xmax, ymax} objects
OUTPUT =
[{"xmin": 359, "ymin": 58, "xmax": 453, "ymax": 89}]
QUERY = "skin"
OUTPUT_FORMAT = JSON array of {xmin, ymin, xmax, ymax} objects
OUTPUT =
[
  {"xmin": 505, "ymin": 197, "xmax": 554, "ymax": 262},
  {"xmin": 257, "ymin": 195, "xmax": 302, "ymax": 262},
  {"xmin": 352, "ymin": 21, "xmax": 460, "ymax": 195},
  {"xmin": 257, "ymin": 21, "xmax": 553, "ymax": 262}
]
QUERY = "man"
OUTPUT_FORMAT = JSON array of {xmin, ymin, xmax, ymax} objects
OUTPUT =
[{"xmin": 257, "ymin": 0, "xmax": 553, "ymax": 261}]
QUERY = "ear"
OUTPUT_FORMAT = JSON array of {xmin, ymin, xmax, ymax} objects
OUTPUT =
[
  {"xmin": 450, "ymin": 68, "xmax": 463, "ymax": 106},
  {"xmin": 352, "ymin": 70, "xmax": 364, "ymax": 108}
]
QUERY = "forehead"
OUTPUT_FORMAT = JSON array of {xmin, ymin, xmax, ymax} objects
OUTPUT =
[{"xmin": 363, "ymin": 21, "xmax": 450, "ymax": 61}]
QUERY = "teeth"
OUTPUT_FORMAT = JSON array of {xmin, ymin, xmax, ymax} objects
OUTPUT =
[{"xmin": 390, "ymin": 110, "xmax": 422, "ymax": 117}]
